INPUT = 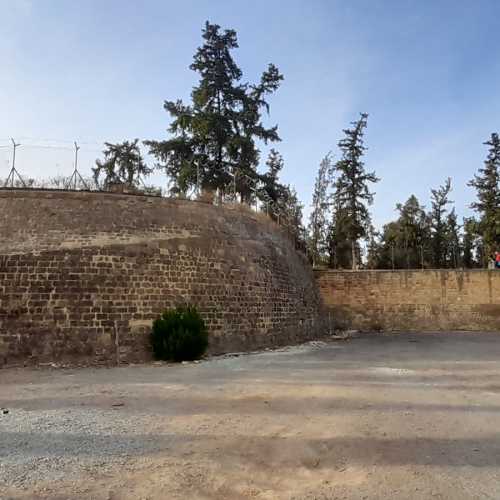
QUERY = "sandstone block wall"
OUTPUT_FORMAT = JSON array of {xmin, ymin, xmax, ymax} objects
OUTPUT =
[
  {"xmin": 316, "ymin": 270, "xmax": 500, "ymax": 331},
  {"xmin": 0, "ymin": 189, "xmax": 323, "ymax": 366}
]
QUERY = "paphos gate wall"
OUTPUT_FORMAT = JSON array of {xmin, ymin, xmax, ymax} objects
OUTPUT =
[{"xmin": 0, "ymin": 189, "xmax": 323, "ymax": 366}]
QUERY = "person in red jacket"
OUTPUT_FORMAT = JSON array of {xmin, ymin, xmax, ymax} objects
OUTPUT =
[{"xmin": 495, "ymin": 251, "xmax": 500, "ymax": 269}]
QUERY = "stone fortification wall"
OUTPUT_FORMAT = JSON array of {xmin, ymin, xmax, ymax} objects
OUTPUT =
[
  {"xmin": 0, "ymin": 189, "xmax": 323, "ymax": 366},
  {"xmin": 316, "ymin": 269, "xmax": 500, "ymax": 332}
]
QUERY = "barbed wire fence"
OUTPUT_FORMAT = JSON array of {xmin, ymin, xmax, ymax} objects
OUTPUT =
[
  {"xmin": 0, "ymin": 137, "xmax": 307, "ymax": 252},
  {"xmin": 366, "ymin": 241, "xmax": 467, "ymax": 270},
  {"xmin": 0, "ymin": 137, "xmax": 104, "ymax": 190}
]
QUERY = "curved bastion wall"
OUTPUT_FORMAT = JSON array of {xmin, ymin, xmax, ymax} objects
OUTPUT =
[{"xmin": 0, "ymin": 189, "xmax": 324, "ymax": 366}]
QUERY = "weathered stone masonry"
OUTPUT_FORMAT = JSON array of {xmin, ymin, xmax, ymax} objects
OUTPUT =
[
  {"xmin": 316, "ymin": 269, "xmax": 500, "ymax": 331},
  {"xmin": 0, "ymin": 190, "xmax": 324, "ymax": 366}
]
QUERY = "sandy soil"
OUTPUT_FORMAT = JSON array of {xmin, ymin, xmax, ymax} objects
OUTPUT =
[{"xmin": 1, "ymin": 332, "xmax": 500, "ymax": 499}]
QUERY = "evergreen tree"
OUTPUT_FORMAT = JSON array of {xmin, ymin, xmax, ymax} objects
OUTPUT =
[
  {"xmin": 377, "ymin": 221, "xmax": 402, "ymax": 269},
  {"xmin": 366, "ymin": 226, "xmax": 382, "ymax": 269},
  {"xmin": 93, "ymin": 140, "xmax": 151, "ymax": 189},
  {"xmin": 308, "ymin": 153, "xmax": 334, "ymax": 266},
  {"xmin": 444, "ymin": 208, "xmax": 461, "ymax": 268},
  {"xmin": 468, "ymin": 132, "xmax": 500, "ymax": 264},
  {"xmin": 280, "ymin": 186, "xmax": 305, "ymax": 250},
  {"xmin": 328, "ymin": 204, "xmax": 354, "ymax": 269},
  {"xmin": 462, "ymin": 217, "xmax": 480, "ymax": 268},
  {"xmin": 429, "ymin": 178, "xmax": 453, "ymax": 268},
  {"xmin": 395, "ymin": 195, "xmax": 429, "ymax": 269},
  {"xmin": 332, "ymin": 113, "xmax": 379, "ymax": 269},
  {"xmin": 367, "ymin": 195, "xmax": 429, "ymax": 270},
  {"xmin": 259, "ymin": 149, "xmax": 287, "ymax": 218},
  {"xmin": 146, "ymin": 21, "xmax": 283, "ymax": 199}
]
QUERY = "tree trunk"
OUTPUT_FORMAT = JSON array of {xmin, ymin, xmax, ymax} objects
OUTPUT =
[{"xmin": 351, "ymin": 240, "xmax": 357, "ymax": 270}]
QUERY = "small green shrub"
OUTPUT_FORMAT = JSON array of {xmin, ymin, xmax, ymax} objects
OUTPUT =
[{"xmin": 151, "ymin": 305, "xmax": 208, "ymax": 362}]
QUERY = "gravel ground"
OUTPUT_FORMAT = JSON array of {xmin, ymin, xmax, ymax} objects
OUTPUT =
[
  {"xmin": 1, "ymin": 333, "xmax": 500, "ymax": 499},
  {"xmin": 1, "ymin": 407, "xmax": 166, "ymax": 487}
]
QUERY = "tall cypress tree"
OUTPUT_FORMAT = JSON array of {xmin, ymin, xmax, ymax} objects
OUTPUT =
[
  {"xmin": 146, "ymin": 21, "xmax": 283, "ymax": 199},
  {"xmin": 332, "ymin": 113, "xmax": 379, "ymax": 269},
  {"xmin": 468, "ymin": 133, "xmax": 500, "ymax": 264},
  {"xmin": 444, "ymin": 208, "xmax": 461, "ymax": 268},
  {"xmin": 308, "ymin": 153, "xmax": 334, "ymax": 266},
  {"xmin": 462, "ymin": 217, "xmax": 480, "ymax": 268},
  {"xmin": 429, "ymin": 178, "xmax": 453, "ymax": 268}
]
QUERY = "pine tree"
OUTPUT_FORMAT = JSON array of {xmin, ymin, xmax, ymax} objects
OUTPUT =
[
  {"xmin": 332, "ymin": 113, "xmax": 379, "ymax": 269},
  {"xmin": 259, "ymin": 149, "xmax": 287, "ymax": 219},
  {"xmin": 395, "ymin": 195, "xmax": 429, "ymax": 269},
  {"xmin": 468, "ymin": 133, "xmax": 500, "ymax": 264},
  {"xmin": 444, "ymin": 208, "xmax": 461, "ymax": 268},
  {"xmin": 308, "ymin": 153, "xmax": 334, "ymax": 266},
  {"xmin": 366, "ymin": 195, "xmax": 429, "ymax": 270},
  {"xmin": 462, "ymin": 217, "xmax": 480, "ymax": 268},
  {"xmin": 366, "ymin": 226, "xmax": 382, "ymax": 269},
  {"xmin": 146, "ymin": 21, "xmax": 283, "ymax": 199},
  {"xmin": 378, "ymin": 221, "xmax": 401, "ymax": 269},
  {"xmin": 328, "ymin": 204, "xmax": 354, "ymax": 269},
  {"xmin": 93, "ymin": 140, "xmax": 151, "ymax": 189},
  {"xmin": 429, "ymin": 178, "xmax": 453, "ymax": 268},
  {"xmin": 280, "ymin": 186, "xmax": 305, "ymax": 250}
]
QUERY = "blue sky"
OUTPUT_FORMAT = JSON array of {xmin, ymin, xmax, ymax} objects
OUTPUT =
[{"xmin": 1, "ymin": 0, "xmax": 499, "ymax": 227}]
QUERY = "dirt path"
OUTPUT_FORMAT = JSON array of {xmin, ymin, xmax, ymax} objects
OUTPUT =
[{"xmin": 2, "ymin": 332, "xmax": 500, "ymax": 499}]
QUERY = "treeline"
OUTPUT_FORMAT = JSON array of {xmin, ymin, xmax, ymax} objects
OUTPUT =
[
  {"xmin": 90, "ymin": 20, "xmax": 497, "ymax": 270},
  {"xmin": 5, "ymin": 21, "xmax": 497, "ymax": 269},
  {"xmin": 308, "ymin": 130, "xmax": 500, "ymax": 269}
]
